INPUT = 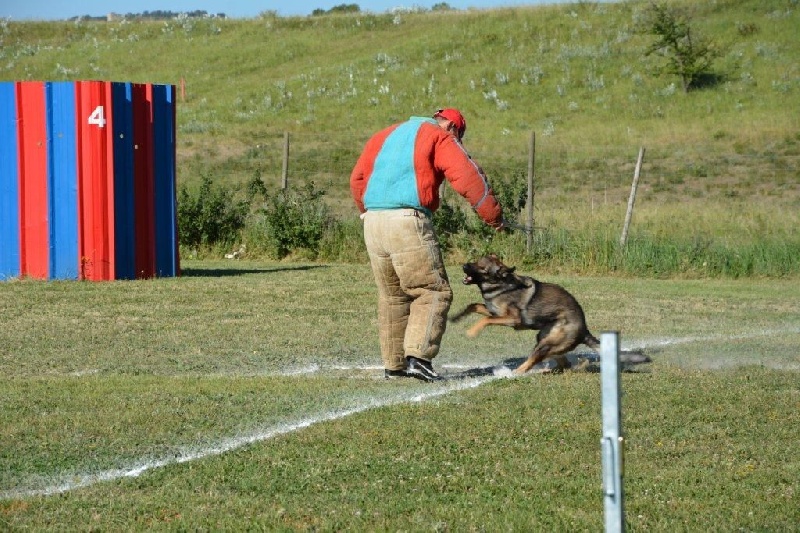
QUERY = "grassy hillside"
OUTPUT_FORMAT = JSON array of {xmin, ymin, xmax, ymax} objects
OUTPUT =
[
  {"xmin": 4, "ymin": 2, "xmax": 797, "ymax": 149},
  {"xmin": 2, "ymin": 0, "xmax": 798, "ymax": 273}
]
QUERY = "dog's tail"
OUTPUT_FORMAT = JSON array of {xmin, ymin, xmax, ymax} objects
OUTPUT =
[{"xmin": 584, "ymin": 331, "xmax": 600, "ymax": 350}]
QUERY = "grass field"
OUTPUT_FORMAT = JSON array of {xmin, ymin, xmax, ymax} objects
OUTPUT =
[
  {"xmin": 1, "ymin": 260, "xmax": 798, "ymax": 529},
  {"xmin": 1, "ymin": 1, "xmax": 799, "ymax": 528}
]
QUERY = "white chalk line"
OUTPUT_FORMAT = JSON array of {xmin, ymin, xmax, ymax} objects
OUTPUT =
[
  {"xmin": 265, "ymin": 327, "xmax": 800, "ymax": 376},
  {"xmin": 0, "ymin": 373, "xmax": 500, "ymax": 500},
  {"xmin": 613, "ymin": 326, "xmax": 800, "ymax": 350},
  {"xmin": 276, "ymin": 327, "xmax": 800, "ymax": 375},
  {"xmin": 5, "ymin": 327, "xmax": 798, "ymax": 500},
  {"xmin": 55, "ymin": 328, "xmax": 800, "ymax": 379}
]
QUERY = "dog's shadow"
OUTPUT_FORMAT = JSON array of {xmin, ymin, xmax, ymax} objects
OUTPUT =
[
  {"xmin": 444, "ymin": 365, "xmax": 498, "ymax": 379},
  {"xmin": 444, "ymin": 349, "xmax": 652, "ymax": 380}
]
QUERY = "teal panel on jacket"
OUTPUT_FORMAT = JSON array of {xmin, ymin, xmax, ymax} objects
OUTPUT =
[{"xmin": 363, "ymin": 117, "xmax": 428, "ymax": 211}]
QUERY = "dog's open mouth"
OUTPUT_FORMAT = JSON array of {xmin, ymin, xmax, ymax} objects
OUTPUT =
[{"xmin": 462, "ymin": 275, "xmax": 474, "ymax": 284}]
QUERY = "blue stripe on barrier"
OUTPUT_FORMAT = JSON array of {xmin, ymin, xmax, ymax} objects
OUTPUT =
[
  {"xmin": 152, "ymin": 84, "xmax": 178, "ymax": 277},
  {"xmin": 0, "ymin": 82, "xmax": 20, "ymax": 280},
  {"xmin": 46, "ymin": 81, "xmax": 79, "ymax": 280},
  {"xmin": 112, "ymin": 82, "xmax": 135, "ymax": 280}
]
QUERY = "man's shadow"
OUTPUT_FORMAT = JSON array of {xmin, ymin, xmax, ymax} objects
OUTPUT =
[{"xmin": 180, "ymin": 265, "xmax": 327, "ymax": 278}]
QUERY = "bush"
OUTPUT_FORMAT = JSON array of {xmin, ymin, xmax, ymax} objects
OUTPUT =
[
  {"xmin": 432, "ymin": 197, "xmax": 470, "ymax": 255},
  {"xmin": 177, "ymin": 175, "xmax": 249, "ymax": 249},
  {"xmin": 433, "ymin": 171, "xmax": 528, "ymax": 257},
  {"xmin": 318, "ymin": 217, "xmax": 367, "ymax": 263},
  {"xmin": 258, "ymin": 182, "xmax": 335, "ymax": 259}
]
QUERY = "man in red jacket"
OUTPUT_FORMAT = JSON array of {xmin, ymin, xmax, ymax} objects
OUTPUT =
[{"xmin": 350, "ymin": 108, "xmax": 505, "ymax": 381}]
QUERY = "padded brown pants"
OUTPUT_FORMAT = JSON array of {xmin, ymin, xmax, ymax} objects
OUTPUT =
[{"xmin": 363, "ymin": 209, "xmax": 453, "ymax": 371}]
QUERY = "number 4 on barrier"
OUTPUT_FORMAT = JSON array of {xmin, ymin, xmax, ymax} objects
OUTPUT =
[{"xmin": 87, "ymin": 105, "xmax": 106, "ymax": 127}]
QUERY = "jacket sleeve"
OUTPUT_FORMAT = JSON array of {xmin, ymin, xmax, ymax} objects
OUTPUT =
[
  {"xmin": 350, "ymin": 126, "xmax": 397, "ymax": 214},
  {"xmin": 432, "ymin": 134, "xmax": 504, "ymax": 228},
  {"xmin": 350, "ymin": 151, "xmax": 369, "ymax": 214}
]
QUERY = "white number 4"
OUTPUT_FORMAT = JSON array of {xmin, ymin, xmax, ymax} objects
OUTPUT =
[{"xmin": 87, "ymin": 105, "xmax": 107, "ymax": 127}]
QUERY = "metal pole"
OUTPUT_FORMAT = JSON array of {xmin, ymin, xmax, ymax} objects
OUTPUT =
[{"xmin": 601, "ymin": 331, "xmax": 625, "ymax": 533}]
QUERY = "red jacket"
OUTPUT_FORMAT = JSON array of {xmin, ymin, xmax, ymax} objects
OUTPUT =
[{"xmin": 350, "ymin": 117, "xmax": 503, "ymax": 228}]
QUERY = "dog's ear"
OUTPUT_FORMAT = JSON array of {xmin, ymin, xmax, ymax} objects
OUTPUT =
[{"xmin": 499, "ymin": 266, "xmax": 515, "ymax": 278}]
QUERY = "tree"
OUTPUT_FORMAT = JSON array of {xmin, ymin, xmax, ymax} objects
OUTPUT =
[
  {"xmin": 641, "ymin": 1, "xmax": 720, "ymax": 92},
  {"xmin": 312, "ymin": 4, "xmax": 360, "ymax": 16}
]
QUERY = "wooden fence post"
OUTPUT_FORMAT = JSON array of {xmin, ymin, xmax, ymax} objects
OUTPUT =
[
  {"xmin": 620, "ymin": 146, "xmax": 645, "ymax": 248},
  {"xmin": 281, "ymin": 131, "xmax": 290, "ymax": 190},
  {"xmin": 526, "ymin": 131, "xmax": 536, "ymax": 253}
]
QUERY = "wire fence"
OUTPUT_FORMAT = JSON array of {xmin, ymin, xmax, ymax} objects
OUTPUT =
[{"xmin": 193, "ymin": 131, "xmax": 799, "ymax": 223}]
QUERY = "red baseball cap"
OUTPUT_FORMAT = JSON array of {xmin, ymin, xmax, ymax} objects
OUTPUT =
[{"xmin": 434, "ymin": 108, "xmax": 466, "ymax": 139}]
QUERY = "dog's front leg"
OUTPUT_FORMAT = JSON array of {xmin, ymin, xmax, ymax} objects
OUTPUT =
[
  {"xmin": 450, "ymin": 303, "xmax": 491, "ymax": 323},
  {"xmin": 466, "ymin": 315, "xmax": 521, "ymax": 338},
  {"xmin": 466, "ymin": 317, "xmax": 491, "ymax": 337},
  {"xmin": 514, "ymin": 342, "xmax": 552, "ymax": 374}
]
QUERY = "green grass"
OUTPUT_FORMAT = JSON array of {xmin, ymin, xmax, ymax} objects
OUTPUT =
[
  {"xmin": 2, "ymin": 0, "xmax": 798, "ymax": 276},
  {"xmin": 1, "ymin": 3, "xmax": 799, "ymax": 528},
  {"xmin": 1, "ymin": 261, "xmax": 799, "ymax": 529}
]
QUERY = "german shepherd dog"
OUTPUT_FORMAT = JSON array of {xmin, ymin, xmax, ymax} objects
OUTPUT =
[{"xmin": 450, "ymin": 254, "xmax": 600, "ymax": 374}]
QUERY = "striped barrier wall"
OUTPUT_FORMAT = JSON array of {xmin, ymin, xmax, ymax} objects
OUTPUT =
[{"xmin": 0, "ymin": 80, "xmax": 179, "ymax": 281}]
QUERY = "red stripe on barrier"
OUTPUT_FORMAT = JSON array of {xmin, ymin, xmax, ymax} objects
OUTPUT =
[
  {"xmin": 105, "ymin": 81, "xmax": 116, "ymax": 279},
  {"xmin": 76, "ymin": 81, "xmax": 115, "ymax": 281},
  {"xmin": 16, "ymin": 82, "xmax": 49, "ymax": 279},
  {"xmin": 132, "ymin": 83, "xmax": 155, "ymax": 278}
]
